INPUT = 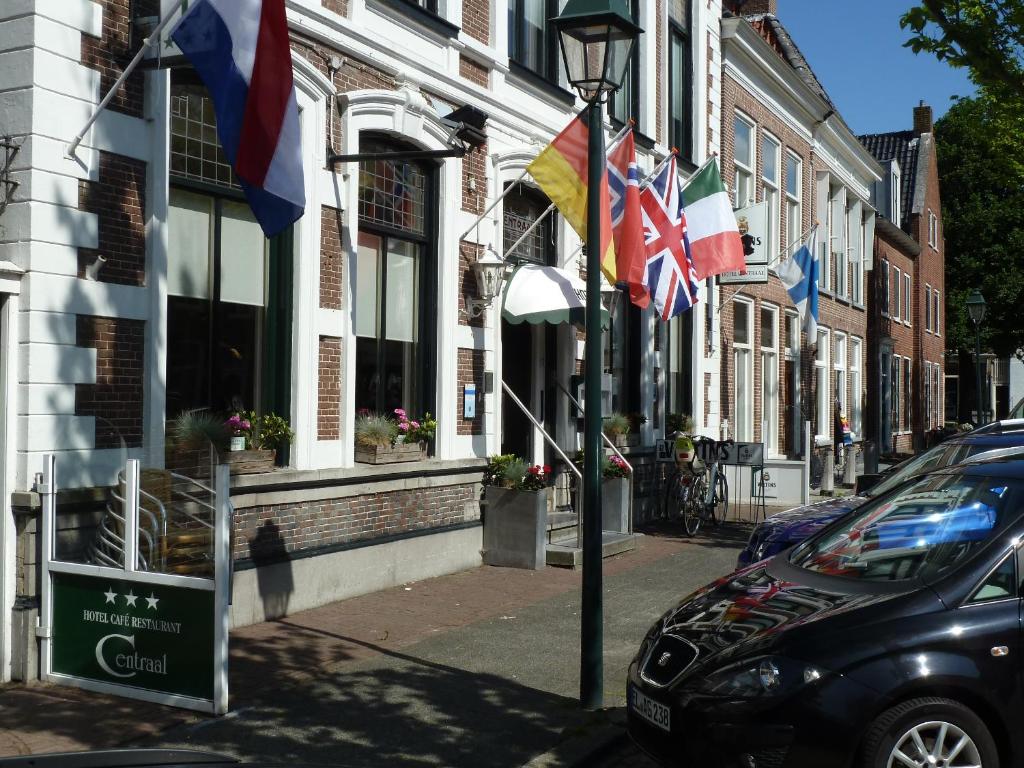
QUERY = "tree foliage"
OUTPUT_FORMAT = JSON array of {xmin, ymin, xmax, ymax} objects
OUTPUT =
[
  {"xmin": 934, "ymin": 94, "xmax": 1024, "ymax": 359},
  {"xmin": 901, "ymin": 1, "xmax": 1024, "ymax": 108}
]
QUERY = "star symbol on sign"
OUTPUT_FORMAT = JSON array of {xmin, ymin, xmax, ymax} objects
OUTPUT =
[
  {"xmin": 104, "ymin": 587, "xmax": 117, "ymax": 605},
  {"xmin": 145, "ymin": 593, "xmax": 159, "ymax": 611},
  {"xmin": 124, "ymin": 589, "xmax": 138, "ymax": 608}
]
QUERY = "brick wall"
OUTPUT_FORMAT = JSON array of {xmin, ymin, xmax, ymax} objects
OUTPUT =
[
  {"xmin": 320, "ymin": 206, "xmax": 344, "ymax": 309},
  {"xmin": 458, "ymin": 241, "xmax": 484, "ymax": 328},
  {"xmin": 459, "ymin": 56, "xmax": 489, "ymax": 88},
  {"xmin": 462, "ymin": 0, "xmax": 489, "ymax": 44},
  {"xmin": 81, "ymin": 0, "xmax": 146, "ymax": 118},
  {"xmin": 655, "ymin": 0, "xmax": 664, "ymax": 145},
  {"xmin": 235, "ymin": 481, "xmax": 479, "ymax": 562},
  {"xmin": 462, "ymin": 142, "xmax": 487, "ymax": 214},
  {"xmin": 318, "ymin": 337, "xmax": 342, "ymax": 440},
  {"xmin": 457, "ymin": 348, "xmax": 485, "ymax": 435},
  {"xmin": 322, "ymin": 0, "xmax": 348, "ymax": 16},
  {"xmin": 78, "ymin": 152, "xmax": 146, "ymax": 287},
  {"xmin": 75, "ymin": 316, "xmax": 145, "ymax": 449}
]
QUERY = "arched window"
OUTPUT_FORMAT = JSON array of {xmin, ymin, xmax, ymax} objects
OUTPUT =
[
  {"xmin": 502, "ymin": 185, "xmax": 556, "ymax": 266},
  {"xmin": 354, "ymin": 137, "xmax": 437, "ymax": 416}
]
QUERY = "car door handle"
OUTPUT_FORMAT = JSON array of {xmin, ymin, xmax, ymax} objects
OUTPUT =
[{"xmin": 991, "ymin": 646, "xmax": 1010, "ymax": 657}]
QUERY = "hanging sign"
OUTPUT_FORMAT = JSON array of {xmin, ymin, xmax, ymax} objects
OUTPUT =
[{"xmin": 719, "ymin": 202, "xmax": 769, "ymax": 285}]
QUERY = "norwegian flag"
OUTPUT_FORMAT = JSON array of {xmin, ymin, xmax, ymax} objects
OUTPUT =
[
  {"xmin": 607, "ymin": 130, "xmax": 649, "ymax": 307},
  {"xmin": 640, "ymin": 155, "xmax": 700, "ymax": 320}
]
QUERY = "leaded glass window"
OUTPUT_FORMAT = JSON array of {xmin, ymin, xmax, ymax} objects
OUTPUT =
[
  {"xmin": 170, "ymin": 86, "xmax": 237, "ymax": 189},
  {"xmin": 358, "ymin": 146, "xmax": 427, "ymax": 235}
]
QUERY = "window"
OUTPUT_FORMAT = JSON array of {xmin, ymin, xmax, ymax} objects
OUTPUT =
[
  {"xmin": 605, "ymin": 300, "xmax": 640, "ymax": 413},
  {"xmin": 934, "ymin": 290, "xmax": 941, "ymax": 336},
  {"xmin": 969, "ymin": 552, "xmax": 1017, "ymax": 604},
  {"xmin": 850, "ymin": 337, "xmax": 862, "ymax": 438},
  {"xmin": 850, "ymin": 202, "xmax": 864, "ymax": 304},
  {"xmin": 834, "ymin": 332, "xmax": 847, "ymax": 423},
  {"xmin": 760, "ymin": 305, "xmax": 779, "ymax": 454},
  {"xmin": 785, "ymin": 152, "xmax": 802, "ymax": 256},
  {"xmin": 786, "ymin": 311, "xmax": 802, "ymax": 455},
  {"xmin": 733, "ymin": 300, "xmax": 754, "ymax": 441},
  {"xmin": 933, "ymin": 364, "xmax": 942, "ymax": 429},
  {"xmin": 355, "ymin": 138, "xmax": 436, "ymax": 417},
  {"xmin": 733, "ymin": 114, "xmax": 755, "ymax": 209},
  {"xmin": 508, "ymin": 0, "xmax": 559, "ymax": 80},
  {"xmin": 925, "ymin": 284, "xmax": 932, "ymax": 331},
  {"xmin": 668, "ymin": 8, "xmax": 692, "ymax": 163},
  {"xmin": 829, "ymin": 187, "xmax": 846, "ymax": 296},
  {"xmin": 761, "ymin": 134, "xmax": 780, "ymax": 260},
  {"xmin": 503, "ymin": 185, "xmax": 556, "ymax": 265},
  {"xmin": 928, "ymin": 210, "xmax": 939, "ymax": 248},
  {"xmin": 903, "ymin": 357, "xmax": 912, "ymax": 432},
  {"xmin": 816, "ymin": 328, "xmax": 830, "ymax": 438},
  {"xmin": 166, "ymin": 82, "xmax": 291, "ymax": 430},
  {"xmin": 609, "ymin": 0, "xmax": 640, "ymax": 125},
  {"xmin": 891, "ymin": 266, "xmax": 901, "ymax": 322},
  {"xmin": 890, "ymin": 168, "xmax": 901, "ymax": 222},
  {"xmin": 880, "ymin": 257, "xmax": 890, "ymax": 316},
  {"xmin": 891, "ymin": 355, "xmax": 900, "ymax": 435},
  {"xmin": 835, "ymin": 202, "xmax": 848, "ymax": 298},
  {"xmin": 903, "ymin": 273, "xmax": 911, "ymax": 325},
  {"xmin": 925, "ymin": 362, "xmax": 933, "ymax": 431},
  {"xmin": 667, "ymin": 313, "xmax": 692, "ymax": 423}
]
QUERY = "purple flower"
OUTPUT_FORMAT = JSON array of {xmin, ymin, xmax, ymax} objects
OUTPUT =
[
  {"xmin": 411, "ymin": 421, "xmax": 420, "ymax": 429},
  {"xmin": 394, "ymin": 408, "xmax": 407, "ymax": 417},
  {"xmin": 241, "ymin": 420, "xmax": 251, "ymax": 430},
  {"xmin": 226, "ymin": 415, "xmax": 241, "ymax": 426},
  {"xmin": 399, "ymin": 422, "xmax": 410, "ymax": 432}
]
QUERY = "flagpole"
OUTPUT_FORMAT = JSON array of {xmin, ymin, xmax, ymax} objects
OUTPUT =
[
  {"xmin": 501, "ymin": 123, "xmax": 633, "ymax": 260},
  {"xmin": 67, "ymin": 10, "xmax": 183, "ymax": 157}
]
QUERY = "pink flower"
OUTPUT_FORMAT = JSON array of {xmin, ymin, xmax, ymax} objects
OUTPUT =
[
  {"xmin": 241, "ymin": 420, "xmax": 251, "ymax": 430},
  {"xmin": 411, "ymin": 421, "xmax": 420, "ymax": 429},
  {"xmin": 394, "ymin": 408, "xmax": 406, "ymax": 417},
  {"xmin": 398, "ymin": 422, "xmax": 409, "ymax": 432}
]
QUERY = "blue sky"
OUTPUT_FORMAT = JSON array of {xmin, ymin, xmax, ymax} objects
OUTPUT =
[{"xmin": 773, "ymin": 0, "xmax": 976, "ymax": 135}]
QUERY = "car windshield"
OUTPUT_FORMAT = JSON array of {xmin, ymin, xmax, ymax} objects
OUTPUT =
[
  {"xmin": 1011, "ymin": 397, "xmax": 1024, "ymax": 420},
  {"xmin": 790, "ymin": 472, "xmax": 1022, "ymax": 583},
  {"xmin": 864, "ymin": 442, "xmax": 971, "ymax": 498}
]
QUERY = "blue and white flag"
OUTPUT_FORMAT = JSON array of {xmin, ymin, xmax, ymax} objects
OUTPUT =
[{"xmin": 777, "ymin": 227, "xmax": 819, "ymax": 337}]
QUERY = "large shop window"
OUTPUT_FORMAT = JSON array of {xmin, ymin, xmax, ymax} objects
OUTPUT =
[
  {"xmin": 166, "ymin": 83, "xmax": 292, "ymax": 429},
  {"xmin": 733, "ymin": 299, "xmax": 754, "ymax": 441},
  {"xmin": 508, "ymin": 0, "xmax": 560, "ymax": 81},
  {"xmin": 669, "ymin": 0, "xmax": 692, "ymax": 163},
  {"xmin": 354, "ymin": 139, "xmax": 436, "ymax": 416}
]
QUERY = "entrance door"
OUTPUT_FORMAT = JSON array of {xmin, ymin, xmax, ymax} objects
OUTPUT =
[{"xmin": 502, "ymin": 321, "xmax": 534, "ymax": 459}]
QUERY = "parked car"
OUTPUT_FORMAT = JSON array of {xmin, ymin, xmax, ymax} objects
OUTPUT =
[
  {"xmin": 628, "ymin": 456, "xmax": 1024, "ymax": 768},
  {"xmin": 736, "ymin": 424, "xmax": 1024, "ymax": 568}
]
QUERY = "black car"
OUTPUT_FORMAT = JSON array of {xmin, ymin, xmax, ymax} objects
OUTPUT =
[{"xmin": 628, "ymin": 456, "xmax": 1024, "ymax": 768}]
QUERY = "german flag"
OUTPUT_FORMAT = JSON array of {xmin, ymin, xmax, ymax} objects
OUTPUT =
[{"xmin": 527, "ymin": 108, "xmax": 616, "ymax": 284}]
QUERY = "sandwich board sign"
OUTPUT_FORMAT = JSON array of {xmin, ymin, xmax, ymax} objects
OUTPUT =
[{"xmin": 38, "ymin": 456, "xmax": 231, "ymax": 714}]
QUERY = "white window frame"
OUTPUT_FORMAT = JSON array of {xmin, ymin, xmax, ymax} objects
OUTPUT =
[
  {"xmin": 928, "ymin": 210, "xmax": 938, "ymax": 248},
  {"xmin": 850, "ymin": 336, "xmax": 862, "ymax": 439},
  {"xmin": 890, "ymin": 168, "xmax": 901, "ymax": 222},
  {"xmin": 892, "ymin": 265, "xmax": 901, "ymax": 322},
  {"xmin": 831, "ymin": 187, "xmax": 848, "ymax": 298},
  {"xmin": 849, "ymin": 200, "xmax": 863, "ymax": 305},
  {"xmin": 834, "ymin": 331, "xmax": 848, "ymax": 423},
  {"xmin": 760, "ymin": 303, "xmax": 780, "ymax": 455},
  {"xmin": 903, "ymin": 273, "xmax": 911, "ymax": 325},
  {"xmin": 733, "ymin": 113, "xmax": 756, "ymax": 210},
  {"xmin": 785, "ymin": 151, "xmax": 802, "ymax": 256},
  {"xmin": 733, "ymin": 297, "xmax": 755, "ymax": 441},
  {"xmin": 933, "ymin": 363, "xmax": 942, "ymax": 427},
  {"xmin": 892, "ymin": 355, "xmax": 901, "ymax": 435},
  {"xmin": 785, "ymin": 310, "xmax": 801, "ymax": 452},
  {"xmin": 924, "ymin": 361, "xmax": 932, "ymax": 431},
  {"xmin": 815, "ymin": 327, "xmax": 830, "ymax": 440},
  {"xmin": 934, "ymin": 290, "xmax": 941, "ymax": 336},
  {"xmin": 880, "ymin": 257, "xmax": 890, "ymax": 317},
  {"xmin": 925, "ymin": 284, "xmax": 932, "ymax": 332},
  {"xmin": 903, "ymin": 355, "xmax": 912, "ymax": 433},
  {"xmin": 761, "ymin": 133, "xmax": 781, "ymax": 261}
]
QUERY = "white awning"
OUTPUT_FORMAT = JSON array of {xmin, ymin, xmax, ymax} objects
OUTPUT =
[{"xmin": 501, "ymin": 264, "xmax": 610, "ymax": 328}]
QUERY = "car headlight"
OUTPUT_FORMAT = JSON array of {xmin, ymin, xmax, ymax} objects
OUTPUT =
[{"xmin": 695, "ymin": 656, "xmax": 825, "ymax": 698}]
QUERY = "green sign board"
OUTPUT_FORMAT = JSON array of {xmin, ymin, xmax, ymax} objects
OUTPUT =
[{"xmin": 51, "ymin": 572, "xmax": 215, "ymax": 702}]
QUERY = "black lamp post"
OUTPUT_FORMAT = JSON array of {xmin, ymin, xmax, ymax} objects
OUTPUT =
[
  {"xmin": 552, "ymin": 0, "xmax": 641, "ymax": 711},
  {"xmin": 966, "ymin": 289, "xmax": 987, "ymax": 424}
]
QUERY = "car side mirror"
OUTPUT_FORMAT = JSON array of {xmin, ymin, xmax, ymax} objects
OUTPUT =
[{"xmin": 855, "ymin": 473, "xmax": 883, "ymax": 495}]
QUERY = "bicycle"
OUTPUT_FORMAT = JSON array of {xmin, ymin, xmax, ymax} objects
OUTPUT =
[{"xmin": 678, "ymin": 437, "xmax": 732, "ymax": 536}]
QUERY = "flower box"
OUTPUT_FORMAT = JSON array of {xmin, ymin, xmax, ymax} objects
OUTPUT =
[
  {"xmin": 482, "ymin": 486, "xmax": 550, "ymax": 570},
  {"xmin": 223, "ymin": 449, "xmax": 276, "ymax": 475},
  {"xmin": 355, "ymin": 441, "xmax": 427, "ymax": 465},
  {"xmin": 601, "ymin": 476, "xmax": 631, "ymax": 533}
]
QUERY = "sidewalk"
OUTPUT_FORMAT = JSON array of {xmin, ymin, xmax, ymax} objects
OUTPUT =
[{"xmin": 0, "ymin": 522, "xmax": 748, "ymax": 766}]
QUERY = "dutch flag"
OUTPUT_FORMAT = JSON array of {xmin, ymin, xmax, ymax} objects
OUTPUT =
[
  {"xmin": 777, "ymin": 227, "xmax": 820, "ymax": 338},
  {"xmin": 172, "ymin": 0, "xmax": 305, "ymax": 237}
]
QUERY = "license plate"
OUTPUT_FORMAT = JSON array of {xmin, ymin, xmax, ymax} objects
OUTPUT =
[{"xmin": 630, "ymin": 686, "xmax": 671, "ymax": 732}]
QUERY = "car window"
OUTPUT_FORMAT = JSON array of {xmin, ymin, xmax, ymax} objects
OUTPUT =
[
  {"xmin": 1010, "ymin": 397, "xmax": 1024, "ymax": 420},
  {"xmin": 865, "ymin": 442, "xmax": 965, "ymax": 498},
  {"xmin": 968, "ymin": 552, "xmax": 1018, "ymax": 603},
  {"xmin": 790, "ymin": 473, "xmax": 1021, "ymax": 583}
]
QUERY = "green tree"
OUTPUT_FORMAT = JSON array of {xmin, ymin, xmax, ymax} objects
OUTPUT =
[
  {"xmin": 934, "ymin": 94, "xmax": 1024, "ymax": 359},
  {"xmin": 901, "ymin": 1, "xmax": 1024, "ymax": 107}
]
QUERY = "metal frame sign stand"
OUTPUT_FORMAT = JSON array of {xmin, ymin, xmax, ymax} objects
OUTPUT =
[{"xmin": 38, "ymin": 455, "xmax": 231, "ymax": 714}]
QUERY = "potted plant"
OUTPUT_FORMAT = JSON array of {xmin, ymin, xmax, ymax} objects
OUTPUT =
[
  {"xmin": 604, "ymin": 412, "xmax": 631, "ymax": 448},
  {"xmin": 223, "ymin": 410, "xmax": 293, "ymax": 474},
  {"xmin": 666, "ymin": 413, "xmax": 696, "ymax": 435},
  {"xmin": 481, "ymin": 455, "xmax": 553, "ymax": 570},
  {"xmin": 354, "ymin": 409, "xmax": 433, "ymax": 464},
  {"xmin": 576, "ymin": 451, "xmax": 632, "ymax": 533},
  {"xmin": 225, "ymin": 414, "xmax": 251, "ymax": 451},
  {"xmin": 166, "ymin": 409, "xmax": 228, "ymax": 476}
]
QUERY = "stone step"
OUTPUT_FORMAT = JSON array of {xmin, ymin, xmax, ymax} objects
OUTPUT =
[
  {"xmin": 546, "ymin": 511, "xmax": 577, "ymax": 531},
  {"xmin": 545, "ymin": 532, "xmax": 641, "ymax": 568}
]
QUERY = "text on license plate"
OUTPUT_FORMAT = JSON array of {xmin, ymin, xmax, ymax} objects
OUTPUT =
[{"xmin": 630, "ymin": 687, "xmax": 670, "ymax": 732}]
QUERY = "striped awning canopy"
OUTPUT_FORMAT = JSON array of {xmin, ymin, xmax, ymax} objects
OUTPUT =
[{"xmin": 501, "ymin": 264, "xmax": 610, "ymax": 328}]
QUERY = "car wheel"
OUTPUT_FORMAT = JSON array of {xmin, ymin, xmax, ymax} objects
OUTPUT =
[{"xmin": 860, "ymin": 697, "xmax": 999, "ymax": 768}]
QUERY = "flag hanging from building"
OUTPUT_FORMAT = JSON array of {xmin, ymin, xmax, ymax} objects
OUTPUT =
[
  {"xmin": 526, "ymin": 108, "xmax": 616, "ymax": 284},
  {"xmin": 172, "ymin": 0, "xmax": 305, "ymax": 237},
  {"xmin": 681, "ymin": 159, "xmax": 745, "ymax": 280},
  {"xmin": 777, "ymin": 227, "xmax": 819, "ymax": 337},
  {"xmin": 639, "ymin": 155, "xmax": 700, "ymax": 321},
  {"xmin": 607, "ymin": 129, "xmax": 649, "ymax": 307}
]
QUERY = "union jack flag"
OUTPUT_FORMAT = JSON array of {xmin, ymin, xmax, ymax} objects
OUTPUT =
[{"xmin": 639, "ymin": 155, "xmax": 700, "ymax": 320}]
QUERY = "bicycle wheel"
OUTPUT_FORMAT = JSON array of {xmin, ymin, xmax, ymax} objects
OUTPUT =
[
  {"xmin": 713, "ymin": 470, "xmax": 729, "ymax": 524},
  {"xmin": 662, "ymin": 471, "xmax": 683, "ymax": 519},
  {"xmin": 682, "ymin": 476, "xmax": 705, "ymax": 536}
]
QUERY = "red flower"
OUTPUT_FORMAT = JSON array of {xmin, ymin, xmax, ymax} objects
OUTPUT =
[
  {"xmin": 543, "ymin": 465, "xmax": 552, "ymax": 474},
  {"xmin": 528, "ymin": 466, "xmax": 540, "ymax": 475}
]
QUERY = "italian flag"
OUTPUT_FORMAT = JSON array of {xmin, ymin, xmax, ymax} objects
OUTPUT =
[{"xmin": 681, "ymin": 159, "xmax": 746, "ymax": 280}]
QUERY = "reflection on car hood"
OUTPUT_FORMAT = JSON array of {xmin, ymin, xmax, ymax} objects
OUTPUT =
[
  {"xmin": 760, "ymin": 496, "xmax": 867, "ymax": 541},
  {"xmin": 660, "ymin": 563, "xmax": 901, "ymax": 671}
]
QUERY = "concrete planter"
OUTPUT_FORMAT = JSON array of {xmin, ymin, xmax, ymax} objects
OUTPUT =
[
  {"xmin": 482, "ymin": 486, "xmax": 549, "ymax": 570},
  {"xmin": 602, "ymin": 476, "xmax": 631, "ymax": 532}
]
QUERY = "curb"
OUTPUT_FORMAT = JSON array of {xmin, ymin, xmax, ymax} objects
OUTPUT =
[{"xmin": 520, "ymin": 708, "xmax": 630, "ymax": 768}]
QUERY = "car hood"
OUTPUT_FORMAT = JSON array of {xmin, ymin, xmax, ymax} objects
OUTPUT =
[
  {"xmin": 652, "ymin": 562, "xmax": 910, "ymax": 676},
  {"xmin": 760, "ymin": 495, "xmax": 866, "ymax": 542}
]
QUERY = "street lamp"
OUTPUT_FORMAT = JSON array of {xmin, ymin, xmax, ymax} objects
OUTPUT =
[
  {"xmin": 966, "ymin": 289, "xmax": 987, "ymax": 424},
  {"xmin": 465, "ymin": 246, "xmax": 508, "ymax": 318},
  {"xmin": 553, "ymin": 0, "xmax": 641, "ymax": 711}
]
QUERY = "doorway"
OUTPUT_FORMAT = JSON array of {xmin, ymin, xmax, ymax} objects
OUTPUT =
[{"xmin": 500, "ymin": 322, "xmax": 559, "ymax": 464}]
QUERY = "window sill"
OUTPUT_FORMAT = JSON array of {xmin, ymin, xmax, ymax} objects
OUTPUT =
[
  {"xmin": 370, "ymin": 0, "xmax": 460, "ymax": 38},
  {"xmin": 507, "ymin": 60, "xmax": 576, "ymax": 108}
]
